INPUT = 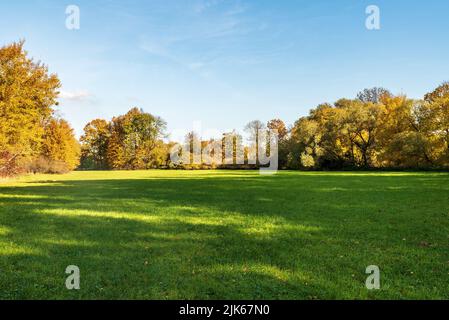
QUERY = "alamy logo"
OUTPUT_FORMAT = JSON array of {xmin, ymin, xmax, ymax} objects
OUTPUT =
[
  {"xmin": 365, "ymin": 5, "xmax": 380, "ymax": 30},
  {"xmin": 365, "ymin": 265, "xmax": 380, "ymax": 290},
  {"xmin": 169, "ymin": 124, "xmax": 279, "ymax": 174},
  {"xmin": 65, "ymin": 265, "xmax": 80, "ymax": 290},
  {"xmin": 66, "ymin": 5, "xmax": 80, "ymax": 30}
]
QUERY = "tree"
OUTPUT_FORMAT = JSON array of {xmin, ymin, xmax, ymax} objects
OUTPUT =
[
  {"xmin": 422, "ymin": 83, "xmax": 449, "ymax": 166},
  {"xmin": 376, "ymin": 96, "xmax": 435, "ymax": 167},
  {"xmin": 357, "ymin": 87, "xmax": 391, "ymax": 104},
  {"xmin": 340, "ymin": 100, "xmax": 383, "ymax": 167},
  {"xmin": 289, "ymin": 103, "xmax": 349, "ymax": 169},
  {"xmin": 288, "ymin": 99, "xmax": 385, "ymax": 169},
  {"xmin": 183, "ymin": 131, "xmax": 201, "ymax": 167},
  {"xmin": 221, "ymin": 130, "xmax": 244, "ymax": 166},
  {"xmin": 0, "ymin": 41, "xmax": 61, "ymax": 175},
  {"xmin": 267, "ymin": 119, "xmax": 289, "ymax": 168},
  {"xmin": 424, "ymin": 82, "xmax": 449, "ymax": 102},
  {"xmin": 294, "ymin": 118, "xmax": 322, "ymax": 169},
  {"xmin": 106, "ymin": 108, "xmax": 167, "ymax": 169},
  {"xmin": 40, "ymin": 118, "xmax": 80, "ymax": 172},
  {"xmin": 245, "ymin": 120, "xmax": 266, "ymax": 166},
  {"xmin": 80, "ymin": 119, "xmax": 110, "ymax": 169},
  {"xmin": 267, "ymin": 119, "xmax": 288, "ymax": 141}
]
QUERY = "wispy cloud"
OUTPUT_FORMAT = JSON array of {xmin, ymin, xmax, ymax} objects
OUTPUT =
[
  {"xmin": 224, "ymin": 2, "xmax": 248, "ymax": 16},
  {"xmin": 138, "ymin": 0, "xmax": 273, "ymax": 84},
  {"xmin": 139, "ymin": 38, "xmax": 210, "ymax": 78},
  {"xmin": 194, "ymin": 0, "xmax": 247, "ymax": 15},
  {"xmin": 59, "ymin": 90, "xmax": 92, "ymax": 101},
  {"xmin": 194, "ymin": 0, "xmax": 225, "ymax": 14},
  {"xmin": 187, "ymin": 62, "xmax": 206, "ymax": 70},
  {"xmin": 138, "ymin": 40, "xmax": 169, "ymax": 58},
  {"xmin": 138, "ymin": 1, "xmax": 251, "ymax": 71},
  {"xmin": 139, "ymin": 38, "xmax": 179, "ymax": 63}
]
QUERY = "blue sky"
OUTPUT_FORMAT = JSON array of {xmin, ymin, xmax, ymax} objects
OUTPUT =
[{"xmin": 1, "ymin": 0, "xmax": 449, "ymax": 139}]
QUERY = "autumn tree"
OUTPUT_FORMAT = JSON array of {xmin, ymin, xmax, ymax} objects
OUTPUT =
[
  {"xmin": 80, "ymin": 119, "xmax": 110, "ymax": 169},
  {"xmin": 184, "ymin": 131, "xmax": 201, "ymax": 166},
  {"xmin": 424, "ymin": 82, "xmax": 449, "ymax": 102},
  {"xmin": 423, "ymin": 83, "xmax": 449, "ymax": 166},
  {"xmin": 287, "ymin": 96, "xmax": 385, "ymax": 169},
  {"xmin": 374, "ymin": 96, "xmax": 432, "ymax": 167},
  {"xmin": 339, "ymin": 99, "xmax": 383, "ymax": 167},
  {"xmin": 0, "ymin": 41, "xmax": 61, "ymax": 175},
  {"xmin": 245, "ymin": 120, "xmax": 266, "ymax": 166},
  {"xmin": 106, "ymin": 108, "xmax": 167, "ymax": 169},
  {"xmin": 39, "ymin": 118, "xmax": 80, "ymax": 172},
  {"xmin": 267, "ymin": 119, "xmax": 289, "ymax": 168},
  {"xmin": 267, "ymin": 119, "xmax": 288, "ymax": 141},
  {"xmin": 288, "ymin": 103, "xmax": 348, "ymax": 169},
  {"xmin": 289, "ymin": 117, "xmax": 323, "ymax": 169},
  {"xmin": 357, "ymin": 87, "xmax": 391, "ymax": 104},
  {"xmin": 221, "ymin": 130, "xmax": 244, "ymax": 166}
]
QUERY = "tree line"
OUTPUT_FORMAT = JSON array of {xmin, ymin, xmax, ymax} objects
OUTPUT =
[
  {"xmin": 80, "ymin": 86, "xmax": 449, "ymax": 171},
  {"xmin": 1, "ymin": 41, "xmax": 448, "ymax": 176},
  {"xmin": 79, "ymin": 108, "xmax": 169, "ymax": 170},
  {"xmin": 285, "ymin": 87, "xmax": 449, "ymax": 169}
]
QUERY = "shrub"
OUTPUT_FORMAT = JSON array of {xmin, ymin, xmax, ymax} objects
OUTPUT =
[{"xmin": 25, "ymin": 157, "xmax": 70, "ymax": 174}]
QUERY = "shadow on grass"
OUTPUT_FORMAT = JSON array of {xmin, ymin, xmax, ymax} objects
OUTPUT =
[{"xmin": 0, "ymin": 172, "xmax": 448, "ymax": 299}]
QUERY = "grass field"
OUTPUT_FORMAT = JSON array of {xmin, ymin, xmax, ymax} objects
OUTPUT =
[{"xmin": 0, "ymin": 170, "xmax": 448, "ymax": 299}]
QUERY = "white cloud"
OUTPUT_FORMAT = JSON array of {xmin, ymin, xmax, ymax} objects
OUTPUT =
[
  {"xmin": 188, "ymin": 62, "xmax": 206, "ymax": 70},
  {"xmin": 59, "ymin": 90, "xmax": 92, "ymax": 101},
  {"xmin": 224, "ymin": 3, "xmax": 248, "ymax": 16},
  {"xmin": 194, "ymin": 0, "xmax": 224, "ymax": 14},
  {"xmin": 139, "ymin": 41, "xmax": 169, "ymax": 58}
]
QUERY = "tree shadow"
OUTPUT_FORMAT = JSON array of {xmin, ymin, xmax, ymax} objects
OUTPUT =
[{"xmin": 0, "ymin": 172, "xmax": 448, "ymax": 299}]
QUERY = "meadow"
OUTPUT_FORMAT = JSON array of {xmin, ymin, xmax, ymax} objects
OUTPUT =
[{"xmin": 0, "ymin": 170, "xmax": 448, "ymax": 299}]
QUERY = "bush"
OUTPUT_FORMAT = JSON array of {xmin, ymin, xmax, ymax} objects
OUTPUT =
[
  {"xmin": 25, "ymin": 157, "xmax": 70, "ymax": 174},
  {"xmin": 0, "ymin": 152, "xmax": 25, "ymax": 177}
]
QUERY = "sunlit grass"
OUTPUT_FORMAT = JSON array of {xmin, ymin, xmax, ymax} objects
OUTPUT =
[{"xmin": 0, "ymin": 170, "xmax": 448, "ymax": 299}]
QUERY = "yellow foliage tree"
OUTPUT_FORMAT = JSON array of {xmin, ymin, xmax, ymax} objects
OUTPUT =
[
  {"xmin": 0, "ymin": 41, "xmax": 60, "ymax": 171},
  {"xmin": 0, "ymin": 41, "xmax": 61, "ymax": 175},
  {"xmin": 41, "ymin": 118, "xmax": 80, "ymax": 172}
]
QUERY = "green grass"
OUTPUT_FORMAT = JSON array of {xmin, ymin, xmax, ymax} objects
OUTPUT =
[{"xmin": 0, "ymin": 170, "xmax": 448, "ymax": 299}]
